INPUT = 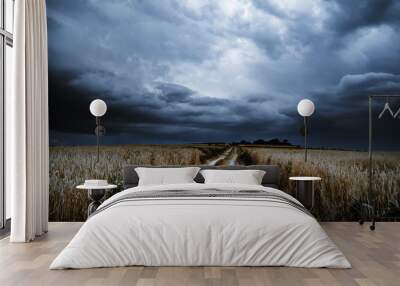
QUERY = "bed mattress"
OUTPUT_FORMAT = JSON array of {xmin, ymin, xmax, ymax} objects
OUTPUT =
[{"xmin": 50, "ymin": 183, "xmax": 350, "ymax": 269}]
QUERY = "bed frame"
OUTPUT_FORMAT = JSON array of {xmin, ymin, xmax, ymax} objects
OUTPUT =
[{"xmin": 123, "ymin": 165, "xmax": 281, "ymax": 189}]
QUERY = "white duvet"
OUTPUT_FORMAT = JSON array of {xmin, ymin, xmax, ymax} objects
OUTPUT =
[{"xmin": 50, "ymin": 183, "xmax": 351, "ymax": 269}]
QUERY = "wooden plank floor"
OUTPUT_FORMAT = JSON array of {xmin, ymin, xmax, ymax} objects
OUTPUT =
[{"xmin": 0, "ymin": 222, "xmax": 399, "ymax": 286}]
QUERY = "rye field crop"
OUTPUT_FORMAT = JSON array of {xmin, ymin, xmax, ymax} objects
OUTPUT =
[
  {"xmin": 49, "ymin": 144, "xmax": 226, "ymax": 221},
  {"xmin": 245, "ymin": 146, "xmax": 400, "ymax": 220},
  {"xmin": 49, "ymin": 144, "xmax": 399, "ymax": 221}
]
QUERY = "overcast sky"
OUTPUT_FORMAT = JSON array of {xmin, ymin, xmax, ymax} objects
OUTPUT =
[{"xmin": 47, "ymin": 0, "xmax": 400, "ymax": 149}]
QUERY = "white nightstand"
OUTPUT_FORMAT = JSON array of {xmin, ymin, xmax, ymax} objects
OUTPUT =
[
  {"xmin": 77, "ymin": 184, "xmax": 117, "ymax": 217},
  {"xmin": 289, "ymin": 177, "xmax": 321, "ymax": 210}
]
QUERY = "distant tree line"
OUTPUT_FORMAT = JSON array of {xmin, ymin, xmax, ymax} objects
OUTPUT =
[
  {"xmin": 199, "ymin": 138, "xmax": 297, "ymax": 147},
  {"xmin": 232, "ymin": 138, "xmax": 294, "ymax": 146}
]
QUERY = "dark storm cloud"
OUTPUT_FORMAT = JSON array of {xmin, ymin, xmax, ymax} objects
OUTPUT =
[
  {"xmin": 338, "ymin": 73, "xmax": 400, "ymax": 97},
  {"xmin": 327, "ymin": 0, "xmax": 400, "ymax": 34},
  {"xmin": 47, "ymin": 0, "xmax": 400, "ymax": 148}
]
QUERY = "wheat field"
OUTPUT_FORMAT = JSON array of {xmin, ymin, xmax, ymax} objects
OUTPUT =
[
  {"xmin": 49, "ymin": 144, "xmax": 225, "ymax": 221},
  {"xmin": 49, "ymin": 144, "xmax": 399, "ymax": 221},
  {"xmin": 245, "ymin": 147, "xmax": 400, "ymax": 220}
]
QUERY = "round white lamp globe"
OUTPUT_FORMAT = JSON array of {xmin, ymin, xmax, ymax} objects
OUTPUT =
[
  {"xmin": 297, "ymin": 99, "xmax": 315, "ymax": 117},
  {"xmin": 90, "ymin": 99, "xmax": 107, "ymax": 117}
]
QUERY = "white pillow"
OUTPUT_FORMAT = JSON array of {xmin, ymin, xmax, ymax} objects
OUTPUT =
[
  {"xmin": 200, "ymin": 169, "xmax": 266, "ymax": 185},
  {"xmin": 135, "ymin": 167, "xmax": 200, "ymax": 186}
]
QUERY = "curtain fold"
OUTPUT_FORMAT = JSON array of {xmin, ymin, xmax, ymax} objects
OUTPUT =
[{"xmin": 9, "ymin": 0, "xmax": 49, "ymax": 242}]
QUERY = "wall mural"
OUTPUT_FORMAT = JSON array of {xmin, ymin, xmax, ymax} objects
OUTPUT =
[{"xmin": 47, "ymin": 0, "xmax": 400, "ymax": 222}]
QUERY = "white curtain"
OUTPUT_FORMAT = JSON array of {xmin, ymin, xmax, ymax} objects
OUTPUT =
[{"xmin": 8, "ymin": 0, "xmax": 49, "ymax": 242}]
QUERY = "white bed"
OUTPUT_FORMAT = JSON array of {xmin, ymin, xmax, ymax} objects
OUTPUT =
[{"xmin": 50, "ymin": 183, "xmax": 351, "ymax": 269}]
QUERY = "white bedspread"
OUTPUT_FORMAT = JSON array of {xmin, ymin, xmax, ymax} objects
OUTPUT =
[{"xmin": 50, "ymin": 183, "xmax": 351, "ymax": 269}]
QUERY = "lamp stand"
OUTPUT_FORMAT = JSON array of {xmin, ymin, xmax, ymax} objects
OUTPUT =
[
  {"xmin": 96, "ymin": 117, "xmax": 100, "ymax": 162},
  {"xmin": 94, "ymin": 116, "xmax": 106, "ymax": 163},
  {"xmin": 304, "ymin": 116, "xmax": 308, "ymax": 162}
]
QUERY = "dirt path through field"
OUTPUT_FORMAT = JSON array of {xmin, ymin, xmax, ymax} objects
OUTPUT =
[{"xmin": 207, "ymin": 146, "xmax": 240, "ymax": 166}]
